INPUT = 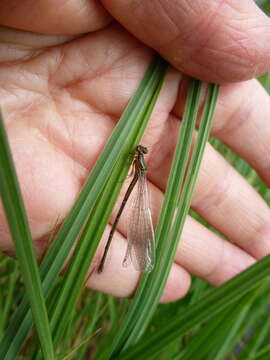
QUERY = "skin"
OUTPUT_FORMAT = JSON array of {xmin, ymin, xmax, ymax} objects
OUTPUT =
[{"xmin": 0, "ymin": 0, "xmax": 270, "ymax": 302}]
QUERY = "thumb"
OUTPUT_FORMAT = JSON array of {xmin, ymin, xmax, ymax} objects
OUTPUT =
[{"xmin": 101, "ymin": 0, "xmax": 270, "ymax": 83}]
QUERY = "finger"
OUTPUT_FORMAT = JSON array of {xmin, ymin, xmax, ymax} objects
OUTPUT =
[
  {"xmin": 209, "ymin": 80, "xmax": 270, "ymax": 186},
  {"xmin": 177, "ymin": 216, "xmax": 255, "ymax": 285},
  {"xmin": 0, "ymin": 0, "xmax": 111, "ymax": 34},
  {"xmin": 89, "ymin": 227, "xmax": 191, "ymax": 303},
  {"xmin": 0, "ymin": 28, "xmax": 79, "ymax": 63},
  {"xmin": 150, "ymin": 133, "xmax": 270, "ymax": 259},
  {"xmin": 192, "ymin": 144, "xmax": 270, "ymax": 259},
  {"xmin": 174, "ymin": 79, "xmax": 270, "ymax": 188},
  {"xmin": 101, "ymin": 0, "xmax": 270, "ymax": 82}
]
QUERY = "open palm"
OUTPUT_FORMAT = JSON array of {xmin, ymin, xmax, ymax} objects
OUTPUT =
[{"xmin": 1, "ymin": 0, "xmax": 270, "ymax": 302}]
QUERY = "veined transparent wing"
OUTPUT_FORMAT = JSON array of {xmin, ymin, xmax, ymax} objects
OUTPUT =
[{"xmin": 122, "ymin": 171, "xmax": 155, "ymax": 273}]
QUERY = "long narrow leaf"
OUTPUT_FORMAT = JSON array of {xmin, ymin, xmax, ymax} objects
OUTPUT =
[
  {"xmin": 0, "ymin": 56, "xmax": 168, "ymax": 359},
  {"xmin": 118, "ymin": 254, "xmax": 270, "ymax": 359},
  {"xmin": 37, "ymin": 66, "xmax": 166, "ymax": 353},
  {"xmin": 175, "ymin": 289, "xmax": 259, "ymax": 360},
  {"xmin": 237, "ymin": 282, "xmax": 270, "ymax": 360},
  {"xmin": 0, "ymin": 112, "xmax": 54, "ymax": 359},
  {"xmin": 253, "ymin": 345, "xmax": 270, "ymax": 360},
  {"xmin": 120, "ymin": 83, "xmax": 218, "ymax": 355},
  {"xmin": 95, "ymin": 79, "xmax": 204, "ymax": 360}
]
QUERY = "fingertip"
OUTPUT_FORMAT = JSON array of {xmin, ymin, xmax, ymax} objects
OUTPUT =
[
  {"xmin": 87, "ymin": 228, "xmax": 191, "ymax": 303},
  {"xmin": 86, "ymin": 231, "xmax": 141, "ymax": 297},
  {"xmin": 160, "ymin": 264, "xmax": 191, "ymax": 303},
  {"xmin": 247, "ymin": 224, "xmax": 270, "ymax": 260},
  {"xmin": 208, "ymin": 254, "xmax": 256, "ymax": 286}
]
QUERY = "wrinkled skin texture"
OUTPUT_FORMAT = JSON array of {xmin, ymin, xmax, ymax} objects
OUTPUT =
[{"xmin": 0, "ymin": 0, "xmax": 270, "ymax": 302}]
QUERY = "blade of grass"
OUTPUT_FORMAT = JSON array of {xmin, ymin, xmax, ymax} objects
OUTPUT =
[
  {"xmin": 189, "ymin": 278, "xmax": 209, "ymax": 305},
  {"xmin": 0, "ymin": 261, "xmax": 19, "ymax": 335},
  {"xmin": 237, "ymin": 282, "xmax": 270, "ymax": 360},
  {"xmin": 253, "ymin": 344, "xmax": 270, "ymax": 360},
  {"xmin": 0, "ymin": 254, "xmax": 10, "ymax": 267},
  {"xmin": 101, "ymin": 82, "xmax": 218, "ymax": 360},
  {"xmin": 58, "ymin": 330, "xmax": 101, "ymax": 360},
  {"xmin": 122, "ymin": 80, "xmax": 208, "ymax": 347},
  {"xmin": 33, "ymin": 57, "xmax": 165, "ymax": 358},
  {"xmin": 175, "ymin": 289, "xmax": 259, "ymax": 360},
  {"xmin": 0, "ymin": 55, "xmax": 168, "ymax": 359},
  {"xmin": 128, "ymin": 82, "xmax": 217, "ymax": 352},
  {"xmin": 0, "ymin": 112, "xmax": 55, "ymax": 359},
  {"xmin": 107, "ymin": 296, "xmax": 117, "ymax": 330},
  {"xmin": 75, "ymin": 293, "xmax": 104, "ymax": 360},
  {"xmin": 33, "ymin": 69, "xmax": 166, "ymax": 358},
  {"xmin": 129, "ymin": 82, "xmax": 218, "ymax": 347},
  {"xmin": 94, "ymin": 78, "xmax": 205, "ymax": 360},
  {"xmin": 208, "ymin": 306, "xmax": 251, "ymax": 360},
  {"xmin": 118, "ymin": 254, "xmax": 270, "ymax": 360},
  {"xmin": 259, "ymin": 72, "xmax": 270, "ymax": 92},
  {"xmin": 255, "ymin": 0, "xmax": 270, "ymax": 16},
  {"xmin": 55, "ymin": 292, "xmax": 103, "ymax": 359}
]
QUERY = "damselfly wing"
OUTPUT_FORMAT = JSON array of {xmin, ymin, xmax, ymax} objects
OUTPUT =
[
  {"xmin": 123, "ymin": 168, "xmax": 155, "ymax": 273},
  {"xmin": 98, "ymin": 145, "xmax": 155, "ymax": 273}
]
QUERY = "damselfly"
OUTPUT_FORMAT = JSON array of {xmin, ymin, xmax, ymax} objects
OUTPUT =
[{"xmin": 98, "ymin": 145, "xmax": 155, "ymax": 273}]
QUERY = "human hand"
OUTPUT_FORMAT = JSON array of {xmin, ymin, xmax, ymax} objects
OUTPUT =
[{"xmin": 0, "ymin": 0, "xmax": 270, "ymax": 302}]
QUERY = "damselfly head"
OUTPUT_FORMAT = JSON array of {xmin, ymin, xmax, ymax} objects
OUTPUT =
[{"xmin": 135, "ymin": 145, "xmax": 148, "ymax": 155}]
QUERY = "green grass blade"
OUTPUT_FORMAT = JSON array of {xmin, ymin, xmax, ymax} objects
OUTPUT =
[
  {"xmin": 36, "ymin": 68, "xmax": 166, "ymax": 354},
  {"xmin": 75, "ymin": 293, "xmax": 104, "ymax": 360},
  {"xmin": 212, "ymin": 302, "xmax": 253, "ymax": 360},
  {"xmin": 255, "ymin": 0, "xmax": 270, "ymax": 16},
  {"xmin": 55, "ymin": 292, "xmax": 103, "ymax": 360},
  {"xmin": 107, "ymin": 297, "xmax": 117, "ymax": 330},
  {"xmin": 171, "ymin": 83, "xmax": 219, "ymax": 242},
  {"xmin": 124, "ymin": 82, "xmax": 218, "ymax": 351},
  {"xmin": 208, "ymin": 306, "xmax": 251, "ymax": 360},
  {"xmin": 259, "ymin": 73, "xmax": 270, "ymax": 92},
  {"xmin": 174, "ymin": 292, "xmax": 253, "ymax": 360},
  {"xmin": 0, "ymin": 261, "xmax": 19, "ymax": 336},
  {"xmin": 0, "ymin": 56, "xmax": 167, "ymax": 359},
  {"xmin": 118, "ymin": 254, "xmax": 270, "ymax": 359},
  {"xmin": 177, "ymin": 287, "xmax": 262, "ymax": 360},
  {"xmin": 105, "ymin": 83, "xmax": 218, "ymax": 360},
  {"xmin": 0, "ymin": 112, "xmax": 55, "ymax": 359},
  {"xmin": 253, "ymin": 345, "xmax": 270, "ymax": 360},
  {"xmin": 237, "ymin": 283, "xmax": 270, "ymax": 360},
  {"xmin": 121, "ymin": 81, "xmax": 218, "ymax": 354},
  {"xmin": 94, "ymin": 79, "xmax": 204, "ymax": 360}
]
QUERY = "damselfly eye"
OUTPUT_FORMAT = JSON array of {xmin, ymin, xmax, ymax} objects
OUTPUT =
[{"xmin": 137, "ymin": 145, "xmax": 148, "ymax": 154}]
